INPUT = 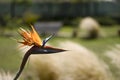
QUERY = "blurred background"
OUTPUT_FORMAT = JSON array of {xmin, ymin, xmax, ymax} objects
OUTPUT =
[{"xmin": 0, "ymin": 0, "xmax": 120, "ymax": 80}]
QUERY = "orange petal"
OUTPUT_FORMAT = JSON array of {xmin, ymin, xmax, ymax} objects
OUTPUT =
[
  {"xmin": 19, "ymin": 28, "xmax": 31, "ymax": 39},
  {"xmin": 30, "ymin": 25, "xmax": 42, "ymax": 46}
]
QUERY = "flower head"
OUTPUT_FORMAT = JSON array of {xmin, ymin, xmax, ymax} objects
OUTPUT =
[{"xmin": 18, "ymin": 25, "xmax": 42, "ymax": 46}]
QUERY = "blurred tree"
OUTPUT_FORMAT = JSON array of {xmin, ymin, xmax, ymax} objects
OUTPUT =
[
  {"xmin": 32, "ymin": 0, "xmax": 95, "ymax": 3},
  {"xmin": 10, "ymin": 0, "xmax": 31, "ymax": 18},
  {"xmin": 32, "ymin": 0, "xmax": 114, "ymax": 3},
  {"xmin": 10, "ymin": 0, "xmax": 16, "ymax": 18}
]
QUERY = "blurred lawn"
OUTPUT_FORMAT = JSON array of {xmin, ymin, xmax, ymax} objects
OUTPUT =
[
  {"xmin": 57, "ymin": 25, "xmax": 120, "ymax": 54},
  {"xmin": 0, "ymin": 36, "xmax": 21, "ymax": 72},
  {"xmin": 0, "ymin": 25, "xmax": 120, "ymax": 78}
]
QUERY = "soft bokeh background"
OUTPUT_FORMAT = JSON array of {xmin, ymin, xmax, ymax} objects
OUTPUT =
[{"xmin": 0, "ymin": 0, "xmax": 120, "ymax": 80}]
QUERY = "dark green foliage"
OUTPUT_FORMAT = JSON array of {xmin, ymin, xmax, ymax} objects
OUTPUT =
[{"xmin": 95, "ymin": 17, "xmax": 118, "ymax": 25}]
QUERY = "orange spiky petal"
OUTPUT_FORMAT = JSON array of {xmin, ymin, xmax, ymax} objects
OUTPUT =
[
  {"xmin": 30, "ymin": 25, "xmax": 42, "ymax": 46},
  {"xmin": 18, "ymin": 25, "xmax": 42, "ymax": 47}
]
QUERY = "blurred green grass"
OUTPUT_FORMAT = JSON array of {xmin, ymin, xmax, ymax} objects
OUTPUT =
[
  {"xmin": 55, "ymin": 25, "xmax": 120, "ymax": 54},
  {"xmin": 0, "ymin": 25, "xmax": 120, "ymax": 79},
  {"xmin": 0, "ymin": 36, "xmax": 21, "ymax": 72}
]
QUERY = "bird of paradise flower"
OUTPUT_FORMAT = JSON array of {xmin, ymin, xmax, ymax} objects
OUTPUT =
[{"xmin": 13, "ymin": 25, "xmax": 66, "ymax": 80}]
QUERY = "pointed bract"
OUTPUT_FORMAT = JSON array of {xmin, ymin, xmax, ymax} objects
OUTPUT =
[
  {"xmin": 18, "ymin": 25, "xmax": 42, "ymax": 47},
  {"xmin": 31, "ymin": 25, "xmax": 42, "ymax": 46}
]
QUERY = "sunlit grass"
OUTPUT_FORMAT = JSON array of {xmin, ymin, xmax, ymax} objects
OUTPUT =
[
  {"xmin": 0, "ymin": 25, "xmax": 120, "ymax": 80},
  {"xmin": 29, "ymin": 41, "xmax": 113, "ymax": 80}
]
